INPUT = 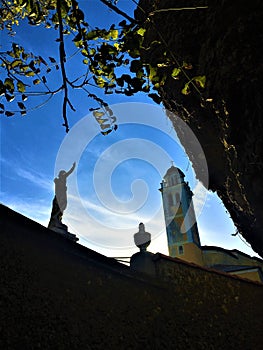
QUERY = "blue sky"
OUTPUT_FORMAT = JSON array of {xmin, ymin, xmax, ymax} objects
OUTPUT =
[{"xmin": 0, "ymin": 0, "xmax": 259, "ymax": 258}]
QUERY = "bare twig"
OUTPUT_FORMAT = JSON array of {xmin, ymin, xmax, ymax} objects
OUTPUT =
[{"xmin": 149, "ymin": 6, "xmax": 208, "ymax": 16}]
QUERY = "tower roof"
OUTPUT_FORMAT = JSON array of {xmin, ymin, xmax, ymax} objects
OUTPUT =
[{"xmin": 163, "ymin": 165, "xmax": 185, "ymax": 179}]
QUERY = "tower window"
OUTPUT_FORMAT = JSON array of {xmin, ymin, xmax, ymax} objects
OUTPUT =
[
  {"xmin": 178, "ymin": 245, "xmax": 184, "ymax": 255},
  {"xmin": 172, "ymin": 175, "xmax": 178, "ymax": 186}
]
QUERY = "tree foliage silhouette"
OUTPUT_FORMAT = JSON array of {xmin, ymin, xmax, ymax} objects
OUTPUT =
[{"xmin": 0, "ymin": 0, "xmax": 205, "ymax": 132}]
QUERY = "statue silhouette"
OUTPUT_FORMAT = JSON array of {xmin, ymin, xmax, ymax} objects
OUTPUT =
[{"xmin": 48, "ymin": 162, "xmax": 76, "ymax": 234}]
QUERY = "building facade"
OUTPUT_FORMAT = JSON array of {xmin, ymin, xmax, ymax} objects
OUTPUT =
[
  {"xmin": 160, "ymin": 165, "xmax": 263, "ymax": 283},
  {"xmin": 159, "ymin": 166, "xmax": 203, "ymax": 265}
]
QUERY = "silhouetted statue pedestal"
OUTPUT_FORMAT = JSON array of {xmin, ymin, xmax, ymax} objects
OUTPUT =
[
  {"xmin": 48, "ymin": 162, "xmax": 78, "ymax": 242},
  {"xmin": 48, "ymin": 196, "xmax": 78, "ymax": 242},
  {"xmin": 130, "ymin": 223, "xmax": 155, "ymax": 276}
]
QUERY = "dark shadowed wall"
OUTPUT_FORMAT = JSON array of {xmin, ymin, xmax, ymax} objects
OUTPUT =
[{"xmin": 1, "ymin": 204, "xmax": 262, "ymax": 350}]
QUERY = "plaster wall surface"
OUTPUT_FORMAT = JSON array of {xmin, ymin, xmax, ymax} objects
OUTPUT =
[{"xmin": 1, "ymin": 204, "xmax": 263, "ymax": 349}]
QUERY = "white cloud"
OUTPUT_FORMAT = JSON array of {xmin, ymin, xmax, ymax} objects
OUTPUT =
[
  {"xmin": 1, "ymin": 193, "xmax": 51, "ymax": 227},
  {"xmin": 1, "ymin": 155, "xmax": 53, "ymax": 192},
  {"xmin": 16, "ymin": 168, "xmax": 52, "ymax": 191},
  {"xmin": 63, "ymin": 192, "xmax": 166, "ymax": 254}
]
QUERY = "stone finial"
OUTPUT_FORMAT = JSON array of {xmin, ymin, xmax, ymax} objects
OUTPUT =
[{"xmin": 134, "ymin": 223, "xmax": 151, "ymax": 252}]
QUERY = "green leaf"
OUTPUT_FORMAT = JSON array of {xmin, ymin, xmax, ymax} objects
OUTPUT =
[
  {"xmin": 5, "ymin": 111, "xmax": 15, "ymax": 117},
  {"xmin": 89, "ymin": 48, "xmax": 96, "ymax": 56},
  {"xmin": 19, "ymin": 0, "xmax": 28, "ymax": 9},
  {"xmin": 49, "ymin": 56, "xmax": 56, "ymax": 63},
  {"xmin": 5, "ymin": 93, "xmax": 15, "ymax": 102},
  {"xmin": 96, "ymin": 118, "xmax": 108, "ymax": 125},
  {"xmin": 76, "ymin": 9, "xmax": 85, "ymax": 22},
  {"xmin": 119, "ymin": 20, "xmax": 127, "ymax": 27},
  {"xmin": 149, "ymin": 65, "xmax": 158, "ymax": 82},
  {"xmin": 17, "ymin": 102, "xmax": 26, "ymax": 110},
  {"xmin": 73, "ymin": 32, "xmax": 82, "ymax": 42},
  {"xmin": 4, "ymin": 78, "xmax": 14, "ymax": 93},
  {"xmin": 100, "ymin": 123, "xmax": 111, "ymax": 130},
  {"xmin": 137, "ymin": 28, "xmax": 146, "ymax": 36},
  {"xmin": 81, "ymin": 49, "xmax": 89, "ymax": 57},
  {"xmin": 86, "ymin": 30, "xmax": 99, "ymax": 41},
  {"xmin": 95, "ymin": 76, "xmax": 106, "ymax": 88},
  {"xmin": 33, "ymin": 79, "xmax": 41, "ymax": 85},
  {"xmin": 11, "ymin": 59, "xmax": 22, "ymax": 68},
  {"xmin": 60, "ymin": 2, "xmax": 70, "ymax": 18},
  {"xmin": 109, "ymin": 29, "xmax": 118, "ymax": 40},
  {"xmin": 101, "ymin": 129, "xmax": 112, "ymax": 136},
  {"xmin": 22, "ymin": 52, "xmax": 29, "ymax": 60},
  {"xmin": 7, "ymin": 51, "xmax": 16, "ymax": 58},
  {"xmin": 171, "ymin": 68, "xmax": 181, "ymax": 78},
  {"xmin": 142, "ymin": 85, "xmax": 150, "ymax": 92},
  {"xmin": 75, "ymin": 38, "xmax": 84, "ymax": 48},
  {"xmin": 128, "ymin": 48, "xmax": 140, "ymax": 58},
  {"xmin": 17, "ymin": 81, "xmax": 26, "ymax": 93},
  {"xmin": 113, "ymin": 43, "xmax": 120, "ymax": 50},
  {"xmin": 149, "ymin": 93, "xmax": 162, "ymax": 104},
  {"xmin": 51, "ymin": 13, "xmax": 59, "ymax": 24},
  {"xmin": 39, "ymin": 56, "xmax": 48, "ymax": 65},
  {"xmin": 12, "ymin": 43, "xmax": 20, "ymax": 58},
  {"xmin": 181, "ymin": 82, "xmax": 190, "ymax": 95},
  {"xmin": 193, "ymin": 75, "xmax": 206, "ymax": 88},
  {"xmin": 182, "ymin": 62, "xmax": 193, "ymax": 70},
  {"xmin": 25, "ymin": 71, "xmax": 35, "ymax": 77},
  {"xmin": 93, "ymin": 111, "xmax": 105, "ymax": 118},
  {"xmin": 116, "ymin": 77, "xmax": 124, "ymax": 87},
  {"xmin": 29, "ymin": 60, "xmax": 36, "ymax": 71}
]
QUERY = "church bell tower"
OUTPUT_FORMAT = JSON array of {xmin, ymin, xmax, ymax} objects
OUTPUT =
[{"xmin": 159, "ymin": 165, "xmax": 203, "ymax": 265}]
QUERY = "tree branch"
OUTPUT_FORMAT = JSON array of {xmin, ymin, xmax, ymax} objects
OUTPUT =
[
  {"xmin": 57, "ymin": 0, "xmax": 71, "ymax": 132},
  {"xmin": 99, "ymin": 0, "xmax": 138, "ymax": 24}
]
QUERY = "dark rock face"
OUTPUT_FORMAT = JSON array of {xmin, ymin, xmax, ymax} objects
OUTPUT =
[{"xmin": 135, "ymin": 0, "xmax": 263, "ymax": 257}]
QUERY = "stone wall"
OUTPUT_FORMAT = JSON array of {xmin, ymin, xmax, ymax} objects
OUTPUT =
[{"xmin": 1, "ymin": 204, "xmax": 263, "ymax": 349}]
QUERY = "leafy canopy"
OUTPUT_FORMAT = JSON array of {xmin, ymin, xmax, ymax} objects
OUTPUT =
[{"xmin": 0, "ymin": 0, "xmax": 206, "ymax": 132}]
